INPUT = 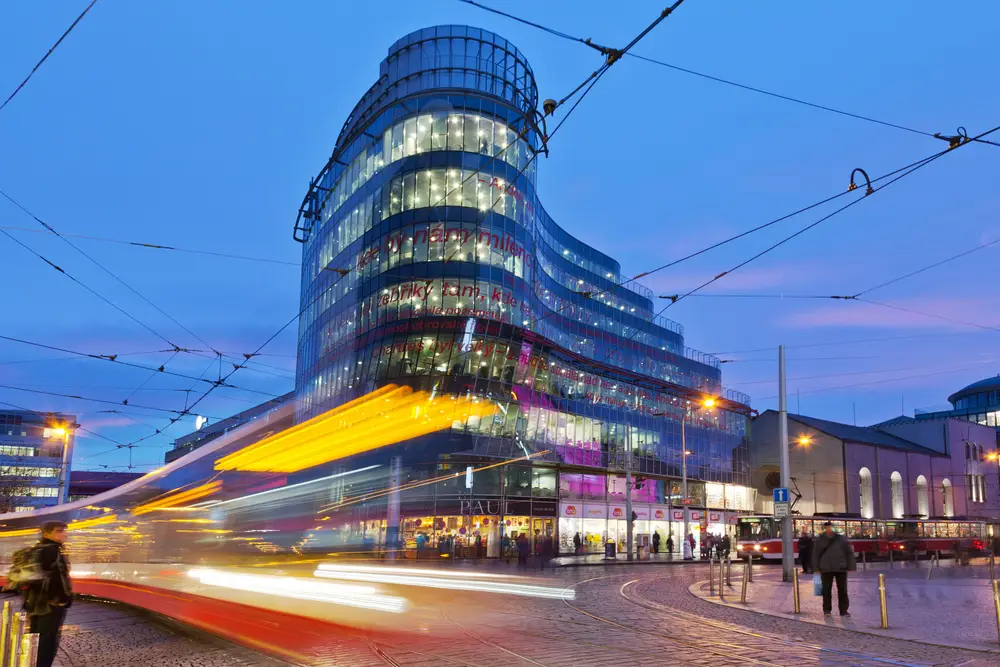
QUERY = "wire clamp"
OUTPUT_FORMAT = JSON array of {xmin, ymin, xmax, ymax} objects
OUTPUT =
[{"xmin": 848, "ymin": 168, "xmax": 874, "ymax": 195}]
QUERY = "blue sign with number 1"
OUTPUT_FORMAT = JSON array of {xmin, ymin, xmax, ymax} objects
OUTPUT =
[{"xmin": 773, "ymin": 487, "xmax": 789, "ymax": 503}]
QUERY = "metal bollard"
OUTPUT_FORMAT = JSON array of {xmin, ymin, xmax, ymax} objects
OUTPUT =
[
  {"xmin": 993, "ymin": 580, "xmax": 1000, "ymax": 644},
  {"xmin": 7, "ymin": 612, "xmax": 25, "ymax": 667},
  {"xmin": 718, "ymin": 556, "xmax": 725, "ymax": 598},
  {"xmin": 748, "ymin": 554, "xmax": 754, "ymax": 582},
  {"xmin": 792, "ymin": 567, "xmax": 801, "ymax": 614},
  {"xmin": 0, "ymin": 600, "xmax": 12, "ymax": 667},
  {"xmin": 862, "ymin": 550, "xmax": 866, "ymax": 572},
  {"xmin": 990, "ymin": 554, "xmax": 996, "ymax": 582},
  {"xmin": 726, "ymin": 557, "xmax": 733, "ymax": 587},
  {"xmin": 889, "ymin": 548, "xmax": 894, "ymax": 569},
  {"xmin": 878, "ymin": 573, "xmax": 889, "ymax": 629},
  {"xmin": 709, "ymin": 555, "xmax": 715, "ymax": 595},
  {"xmin": 18, "ymin": 633, "xmax": 37, "ymax": 667},
  {"xmin": 926, "ymin": 553, "xmax": 937, "ymax": 580},
  {"xmin": 740, "ymin": 558, "xmax": 750, "ymax": 603}
]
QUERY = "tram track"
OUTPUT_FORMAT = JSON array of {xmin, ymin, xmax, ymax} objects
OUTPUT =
[
  {"xmin": 562, "ymin": 572, "xmax": 937, "ymax": 667},
  {"xmin": 440, "ymin": 604, "xmax": 553, "ymax": 667}
]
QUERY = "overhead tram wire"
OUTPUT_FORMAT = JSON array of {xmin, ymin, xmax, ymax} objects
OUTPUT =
[
  {"xmin": 655, "ymin": 124, "xmax": 1000, "ymax": 316},
  {"xmin": 0, "ymin": 0, "xmax": 100, "ymax": 114},
  {"xmin": 1, "ymin": 189, "xmax": 225, "ymax": 361},
  {"xmin": 458, "ymin": 0, "xmax": 1000, "ymax": 150},
  {"xmin": 0, "ymin": 334, "xmax": 286, "ymax": 401}
]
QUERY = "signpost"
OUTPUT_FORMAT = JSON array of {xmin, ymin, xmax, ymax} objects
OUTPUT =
[{"xmin": 773, "ymin": 487, "xmax": 791, "ymax": 519}]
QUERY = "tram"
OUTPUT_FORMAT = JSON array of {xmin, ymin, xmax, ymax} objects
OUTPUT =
[{"xmin": 734, "ymin": 514, "xmax": 993, "ymax": 560}]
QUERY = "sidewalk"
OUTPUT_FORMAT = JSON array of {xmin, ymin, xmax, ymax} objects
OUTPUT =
[
  {"xmin": 552, "ymin": 552, "xmax": 712, "ymax": 567},
  {"xmin": 690, "ymin": 568, "xmax": 1000, "ymax": 653}
]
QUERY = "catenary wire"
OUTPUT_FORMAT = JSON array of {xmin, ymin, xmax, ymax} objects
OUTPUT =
[
  {"xmin": 458, "ymin": 0, "xmax": 1000, "ymax": 149},
  {"xmin": 1, "ymin": 189, "xmax": 223, "ymax": 356},
  {"xmin": 0, "ymin": 0, "xmax": 100, "ymax": 113}
]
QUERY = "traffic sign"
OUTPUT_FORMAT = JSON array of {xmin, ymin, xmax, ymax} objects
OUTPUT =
[
  {"xmin": 773, "ymin": 487, "xmax": 789, "ymax": 504},
  {"xmin": 774, "ymin": 502, "xmax": 791, "ymax": 518}
]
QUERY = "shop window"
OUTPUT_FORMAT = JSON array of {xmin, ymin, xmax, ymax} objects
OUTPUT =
[{"xmin": 531, "ymin": 468, "xmax": 556, "ymax": 498}]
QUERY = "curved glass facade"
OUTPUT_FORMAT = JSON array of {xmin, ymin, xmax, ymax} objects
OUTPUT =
[{"xmin": 294, "ymin": 26, "xmax": 752, "ymax": 556}]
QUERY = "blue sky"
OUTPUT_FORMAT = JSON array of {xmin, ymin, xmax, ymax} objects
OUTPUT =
[{"xmin": 2, "ymin": 1, "xmax": 998, "ymax": 470}]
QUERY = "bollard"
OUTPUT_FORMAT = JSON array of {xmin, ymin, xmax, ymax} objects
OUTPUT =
[
  {"xmin": 7, "ymin": 612, "xmax": 25, "ymax": 667},
  {"xmin": 748, "ymin": 554, "xmax": 754, "ymax": 582},
  {"xmin": 18, "ymin": 633, "xmax": 37, "ymax": 667},
  {"xmin": 792, "ymin": 567, "xmax": 801, "ymax": 614},
  {"xmin": 0, "ymin": 600, "xmax": 11, "ymax": 667},
  {"xmin": 878, "ymin": 573, "xmax": 889, "ymax": 629},
  {"xmin": 709, "ymin": 555, "xmax": 715, "ymax": 595},
  {"xmin": 990, "ymin": 554, "xmax": 996, "ymax": 582},
  {"xmin": 718, "ymin": 556, "xmax": 725, "ymax": 598},
  {"xmin": 926, "ymin": 553, "xmax": 937, "ymax": 580},
  {"xmin": 726, "ymin": 557, "xmax": 733, "ymax": 587},
  {"xmin": 889, "ymin": 548, "xmax": 894, "ymax": 569},
  {"xmin": 862, "ymin": 550, "xmax": 866, "ymax": 572},
  {"xmin": 993, "ymin": 580, "xmax": 1000, "ymax": 644},
  {"xmin": 740, "ymin": 558, "xmax": 750, "ymax": 603}
]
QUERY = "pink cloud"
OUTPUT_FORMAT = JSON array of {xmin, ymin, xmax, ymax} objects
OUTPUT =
[{"xmin": 783, "ymin": 296, "xmax": 1000, "ymax": 330}]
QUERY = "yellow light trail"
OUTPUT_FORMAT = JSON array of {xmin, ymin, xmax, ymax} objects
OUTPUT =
[
  {"xmin": 131, "ymin": 481, "xmax": 221, "ymax": 516},
  {"xmin": 215, "ymin": 385, "xmax": 497, "ymax": 473}
]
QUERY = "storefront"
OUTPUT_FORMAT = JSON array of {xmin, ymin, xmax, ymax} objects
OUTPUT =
[
  {"xmin": 402, "ymin": 497, "xmax": 557, "ymax": 559},
  {"xmin": 558, "ymin": 502, "xmax": 743, "ymax": 556}
]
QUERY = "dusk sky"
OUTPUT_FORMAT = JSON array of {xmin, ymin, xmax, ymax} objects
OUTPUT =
[{"xmin": 2, "ymin": 1, "xmax": 997, "ymax": 471}]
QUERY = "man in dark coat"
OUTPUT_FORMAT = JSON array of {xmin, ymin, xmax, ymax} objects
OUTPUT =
[
  {"xmin": 798, "ymin": 532, "xmax": 814, "ymax": 573},
  {"xmin": 812, "ymin": 521, "xmax": 856, "ymax": 616},
  {"xmin": 25, "ymin": 521, "xmax": 72, "ymax": 667}
]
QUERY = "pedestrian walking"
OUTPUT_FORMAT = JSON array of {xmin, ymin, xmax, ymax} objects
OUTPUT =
[
  {"xmin": 812, "ymin": 521, "xmax": 856, "ymax": 616},
  {"xmin": 541, "ymin": 531, "xmax": 554, "ymax": 569},
  {"xmin": 683, "ymin": 533, "xmax": 694, "ymax": 560},
  {"xmin": 721, "ymin": 533, "xmax": 731, "ymax": 560},
  {"xmin": 25, "ymin": 521, "xmax": 72, "ymax": 667},
  {"xmin": 666, "ymin": 534, "xmax": 674, "ymax": 557},
  {"xmin": 516, "ymin": 532, "xmax": 530, "ymax": 569},
  {"xmin": 573, "ymin": 531, "xmax": 582, "ymax": 555},
  {"xmin": 798, "ymin": 532, "xmax": 814, "ymax": 573},
  {"xmin": 652, "ymin": 531, "xmax": 661, "ymax": 554}
]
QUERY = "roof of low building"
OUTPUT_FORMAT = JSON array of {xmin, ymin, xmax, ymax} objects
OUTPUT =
[{"xmin": 758, "ymin": 410, "xmax": 939, "ymax": 454}]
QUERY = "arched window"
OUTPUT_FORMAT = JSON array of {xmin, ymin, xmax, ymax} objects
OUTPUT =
[
  {"xmin": 916, "ymin": 475, "xmax": 929, "ymax": 517},
  {"xmin": 942, "ymin": 478, "xmax": 954, "ymax": 517},
  {"xmin": 890, "ymin": 471, "xmax": 904, "ymax": 518},
  {"xmin": 859, "ymin": 467, "xmax": 874, "ymax": 518},
  {"xmin": 965, "ymin": 443, "xmax": 970, "ymax": 460}
]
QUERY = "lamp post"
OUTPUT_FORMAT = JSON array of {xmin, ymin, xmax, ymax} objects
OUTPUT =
[{"xmin": 658, "ymin": 396, "xmax": 716, "ymax": 556}]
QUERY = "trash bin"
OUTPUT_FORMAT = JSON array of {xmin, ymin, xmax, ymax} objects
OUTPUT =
[{"xmin": 604, "ymin": 540, "xmax": 617, "ymax": 560}]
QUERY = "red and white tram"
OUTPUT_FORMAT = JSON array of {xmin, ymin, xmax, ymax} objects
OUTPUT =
[{"xmin": 735, "ymin": 514, "xmax": 993, "ymax": 560}]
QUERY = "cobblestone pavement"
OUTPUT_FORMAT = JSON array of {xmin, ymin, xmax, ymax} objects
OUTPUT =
[
  {"xmin": 60, "ymin": 566, "xmax": 1000, "ymax": 666},
  {"xmin": 697, "ymin": 565, "xmax": 1000, "ymax": 650},
  {"xmin": 54, "ymin": 601, "xmax": 287, "ymax": 667}
]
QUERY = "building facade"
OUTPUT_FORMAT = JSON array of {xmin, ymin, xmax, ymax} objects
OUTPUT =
[
  {"xmin": 751, "ymin": 410, "xmax": 1000, "ymax": 521},
  {"xmin": 0, "ymin": 409, "xmax": 76, "ymax": 510},
  {"xmin": 67, "ymin": 471, "xmax": 143, "ymax": 503},
  {"xmin": 915, "ymin": 375, "xmax": 1000, "ymax": 445},
  {"xmin": 291, "ymin": 26, "xmax": 752, "ymax": 556}
]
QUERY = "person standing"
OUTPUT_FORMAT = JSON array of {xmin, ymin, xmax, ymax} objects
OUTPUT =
[
  {"xmin": 798, "ymin": 532, "xmax": 814, "ymax": 573},
  {"xmin": 683, "ymin": 533, "xmax": 694, "ymax": 560},
  {"xmin": 721, "ymin": 533, "xmax": 731, "ymax": 560},
  {"xmin": 812, "ymin": 521, "xmax": 856, "ymax": 616},
  {"xmin": 666, "ymin": 534, "xmax": 674, "ymax": 557},
  {"xmin": 573, "ymin": 532, "xmax": 582, "ymax": 555},
  {"xmin": 516, "ymin": 532, "xmax": 530, "ymax": 569},
  {"xmin": 652, "ymin": 531, "xmax": 661, "ymax": 554},
  {"xmin": 25, "ymin": 521, "xmax": 72, "ymax": 667}
]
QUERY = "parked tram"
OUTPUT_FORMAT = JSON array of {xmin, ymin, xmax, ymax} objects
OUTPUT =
[{"xmin": 734, "ymin": 514, "xmax": 993, "ymax": 560}]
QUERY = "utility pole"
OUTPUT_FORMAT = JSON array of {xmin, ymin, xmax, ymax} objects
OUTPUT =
[
  {"xmin": 778, "ymin": 345, "xmax": 793, "ymax": 582},
  {"xmin": 681, "ymin": 417, "xmax": 689, "ymax": 548},
  {"xmin": 626, "ymin": 424, "xmax": 633, "ymax": 562}
]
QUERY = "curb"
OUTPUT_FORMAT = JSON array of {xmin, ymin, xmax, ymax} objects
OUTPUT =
[{"xmin": 686, "ymin": 580, "xmax": 1000, "ymax": 655}]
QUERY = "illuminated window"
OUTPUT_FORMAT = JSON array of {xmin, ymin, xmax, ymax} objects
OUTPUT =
[
  {"xmin": 916, "ymin": 475, "xmax": 929, "ymax": 517},
  {"xmin": 859, "ymin": 467, "xmax": 874, "ymax": 518},
  {"xmin": 890, "ymin": 472, "xmax": 904, "ymax": 518}
]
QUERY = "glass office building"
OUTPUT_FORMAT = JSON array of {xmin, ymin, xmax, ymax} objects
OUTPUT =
[{"xmin": 292, "ymin": 26, "xmax": 752, "ymax": 557}]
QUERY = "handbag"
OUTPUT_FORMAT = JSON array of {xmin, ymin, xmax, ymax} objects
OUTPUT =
[{"xmin": 812, "ymin": 573, "xmax": 822, "ymax": 597}]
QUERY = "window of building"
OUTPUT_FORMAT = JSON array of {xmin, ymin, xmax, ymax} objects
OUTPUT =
[
  {"xmin": 941, "ymin": 478, "xmax": 954, "ymax": 517},
  {"xmin": 916, "ymin": 475, "xmax": 929, "ymax": 517},
  {"xmin": 890, "ymin": 471, "xmax": 904, "ymax": 518},
  {"xmin": 859, "ymin": 467, "xmax": 874, "ymax": 518}
]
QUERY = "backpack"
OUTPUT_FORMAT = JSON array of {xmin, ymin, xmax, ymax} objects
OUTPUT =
[{"xmin": 4, "ymin": 545, "xmax": 43, "ymax": 592}]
